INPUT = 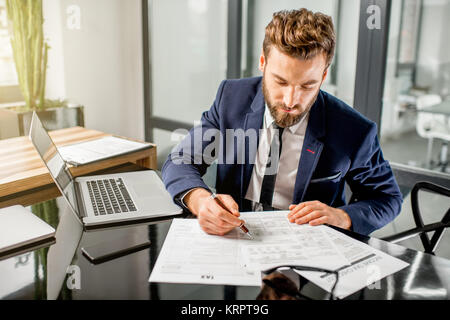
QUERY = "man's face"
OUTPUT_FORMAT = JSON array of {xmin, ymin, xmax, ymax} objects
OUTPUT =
[{"xmin": 260, "ymin": 46, "xmax": 328, "ymax": 128}]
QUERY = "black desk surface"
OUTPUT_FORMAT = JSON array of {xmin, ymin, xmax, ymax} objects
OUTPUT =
[{"xmin": 1, "ymin": 197, "xmax": 450, "ymax": 300}]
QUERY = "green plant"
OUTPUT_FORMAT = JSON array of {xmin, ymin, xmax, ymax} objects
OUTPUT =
[{"xmin": 6, "ymin": 0, "xmax": 49, "ymax": 111}]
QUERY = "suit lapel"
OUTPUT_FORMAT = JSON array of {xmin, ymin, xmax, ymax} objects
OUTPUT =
[
  {"xmin": 240, "ymin": 84, "xmax": 265, "ymax": 202},
  {"xmin": 292, "ymin": 91, "xmax": 326, "ymax": 204}
]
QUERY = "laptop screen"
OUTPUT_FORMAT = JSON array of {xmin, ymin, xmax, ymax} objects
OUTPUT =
[{"xmin": 29, "ymin": 112, "xmax": 79, "ymax": 216}]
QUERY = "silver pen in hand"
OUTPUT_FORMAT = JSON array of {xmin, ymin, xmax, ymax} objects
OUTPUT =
[{"xmin": 210, "ymin": 193, "xmax": 254, "ymax": 239}]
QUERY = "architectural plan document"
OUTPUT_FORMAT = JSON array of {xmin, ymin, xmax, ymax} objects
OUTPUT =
[
  {"xmin": 57, "ymin": 136, "xmax": 151, "ymax": 166},
  {"xmin": 149, "ymin": 211, "xmax": 410, "ymax": 297}
]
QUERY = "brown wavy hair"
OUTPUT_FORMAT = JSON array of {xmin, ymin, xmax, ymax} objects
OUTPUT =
[{"xmin": 263, "ymin": 8, "xmax": 336, "ymax": 67}]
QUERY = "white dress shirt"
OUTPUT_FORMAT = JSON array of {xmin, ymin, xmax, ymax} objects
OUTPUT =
[{"xmin": 244, "ymin": 106, "xmax": 309, "ymax": 210}]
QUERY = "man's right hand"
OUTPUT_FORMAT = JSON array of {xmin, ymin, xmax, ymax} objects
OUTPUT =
[{"xmin": 184, "ymin": 188, "xmax": 243, "ymax": 236}]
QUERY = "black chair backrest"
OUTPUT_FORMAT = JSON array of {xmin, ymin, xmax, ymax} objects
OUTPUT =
[
  {"xmin": 382, "ymin": 180, "xmax": 450, "ymax": 255},
  {"xmin": 411, "ymin": 182, "xmax": 450, "ymax": 254}
]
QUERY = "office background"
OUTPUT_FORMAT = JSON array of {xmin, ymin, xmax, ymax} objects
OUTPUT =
[
  {"xmin": 0, "ymin": 0, "xmax": 450, "ymax": 297},
  {"xmin": 2, "ymin": 0, "xmax": 449, "ymax": 168}
]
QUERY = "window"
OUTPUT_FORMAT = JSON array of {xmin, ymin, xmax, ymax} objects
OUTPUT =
[
  {"xmin": 380, "ymin": 0, "xmax": 450, "ymax": 173},
  {"xmin": 0, "ymin": 0, "xmax": 17, "ymax": 85},
  {"xmin": 146, "ymin": 0, "xmax": 228, "ymax": 168},
  {"xmin": 396, "ymin": 0, "xmax": 422, "ymax": 80},
  {"xmin": 0, "ymin": 0, "xmax": 21, "ymax": 104}
]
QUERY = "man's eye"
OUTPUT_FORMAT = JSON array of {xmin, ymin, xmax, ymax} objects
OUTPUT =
[
  {"xmin": 276, "ymin": 81, "xmax": 287, "ymax": 86},
  {"xmin": 302, "ymin": 86, "xmax": 314, "ymax": 90}
]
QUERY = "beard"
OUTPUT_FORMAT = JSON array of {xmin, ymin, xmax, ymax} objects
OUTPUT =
[{"xmin": 262, "ymin": 74, "xmax": 319, "ymax": 128}]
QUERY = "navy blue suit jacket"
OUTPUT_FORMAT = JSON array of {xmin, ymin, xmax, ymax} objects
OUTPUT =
[{"xmin": 162, "ymin": 77, "xmax": 402, "ymax": 235}]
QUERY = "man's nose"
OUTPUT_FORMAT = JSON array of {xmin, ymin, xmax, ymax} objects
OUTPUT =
[{"xmin": 283, "ymin": 86, "xmax": 301, "ymax": 108}]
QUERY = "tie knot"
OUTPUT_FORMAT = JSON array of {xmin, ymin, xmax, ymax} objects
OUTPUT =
[
  {"xmin": 273, "ymin": 123, "xmax": 284, "ymax": 139},
  {"xmin": 273, "ymin": 123, "xmax": 282, "ymax": 130}
]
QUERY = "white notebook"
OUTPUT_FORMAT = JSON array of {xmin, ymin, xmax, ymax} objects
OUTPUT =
[
  {"xmin": 0, "ymin": 205, "xmax": 56, "ymax": 260},
  {"xmin": 57, "ymin": 136, "xmax": 152, "ymax": 166}
]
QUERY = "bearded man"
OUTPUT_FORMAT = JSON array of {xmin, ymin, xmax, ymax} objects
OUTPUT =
[{"xmin": 162, "ymin": 8, "xmax": 402, "ymax": 236}]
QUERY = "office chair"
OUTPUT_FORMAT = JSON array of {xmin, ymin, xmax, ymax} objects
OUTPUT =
[
  {"xmin": 415, "ymin": 94, "xmax": 450, "ymax": 170},
  {"xmin": 381, "ymin": 181, "xmax": 450, "ymax": 255}
]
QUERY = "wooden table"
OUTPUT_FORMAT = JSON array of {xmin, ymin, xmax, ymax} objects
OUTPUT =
[{"xmin": 0, "ymin": 126, "xmax": 157, "ymax": 208}]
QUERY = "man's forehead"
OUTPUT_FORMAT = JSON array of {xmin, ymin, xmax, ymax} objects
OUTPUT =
[
  {"xmin": 271, "ymin": 71, "xmax": 320, "ymax": 84},
  {"xmin": 267, "ymin": 59, "xmax": 326, "ymax": 84}
]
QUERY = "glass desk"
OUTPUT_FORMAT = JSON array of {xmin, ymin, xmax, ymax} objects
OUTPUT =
[{"xmin": 1, "ymin": 196, "xmax": 450, "ymax": 300}]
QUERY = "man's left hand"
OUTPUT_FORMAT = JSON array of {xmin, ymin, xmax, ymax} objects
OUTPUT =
[{"xmin": 287, "ymin": 201, "xmax": 352, "ymax": 230}]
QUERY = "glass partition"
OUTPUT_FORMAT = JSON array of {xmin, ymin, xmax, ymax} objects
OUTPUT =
[
  {"xmin": 150, "ymin": 0, "xmax": 228, "ymax": 125},
  {"xmin": 380, "ymin": 0, "xmax": 450, "ymax": 174}
]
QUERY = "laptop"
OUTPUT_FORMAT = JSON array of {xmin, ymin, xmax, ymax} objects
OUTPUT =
[
  {"xmin": 29, "ymin": 112, "xmax": 183, "ymax": 231},
  {"xmin": 0, "ymin": 205, "xmax": 56, "ymax": 260}
]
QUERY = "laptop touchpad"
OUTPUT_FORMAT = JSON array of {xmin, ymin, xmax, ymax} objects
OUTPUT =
[{"xmin": 132, "ymin": 183, "xmax": 166, "ymax": 198}]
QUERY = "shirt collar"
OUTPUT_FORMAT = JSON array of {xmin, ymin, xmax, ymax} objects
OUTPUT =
[{"xmin": 264, "ymin": 105, "xmax": 309, "ymax": 134}]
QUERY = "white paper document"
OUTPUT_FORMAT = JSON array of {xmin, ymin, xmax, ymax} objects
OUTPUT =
[
  {"xmin": 149, "ymin": 211, "xmax": 410, "ymax": 298},
  {"xmin": 296, "ymin": 227, "xmax": 410, "ymax": 299},
  {"xmin": 239, "ymin": 213, "xmax": 350, "ymax": 270},
  {"xmin": 149, "ymin": 218, "xmax": 261, "ymax": 286},
  {"xmin": 57, "ymin": 136, "xmax": 151, "ymax": 166}
]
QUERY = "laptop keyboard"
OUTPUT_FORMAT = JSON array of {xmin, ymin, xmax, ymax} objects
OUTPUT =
[{"xmin": 86, "ymin": 178, "xmax": 137, "ymax": 216}]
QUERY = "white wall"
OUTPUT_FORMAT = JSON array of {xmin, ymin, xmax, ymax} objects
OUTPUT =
[
  {"xmin": 43, "ymin": 0, "xmax": 145, "ymax": 140},
  {"xmin": 43, "ymin": 0, "xmax": 66, "ymax": 100}
]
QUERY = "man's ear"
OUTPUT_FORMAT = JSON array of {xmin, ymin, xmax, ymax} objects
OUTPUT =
[
  {"xmin": 322, "ymin": 68, "xmax": 329, "ymax": 82},
  {"xmin": 259, "ymin": 51, "xmax": 266, "ymax": 73}
]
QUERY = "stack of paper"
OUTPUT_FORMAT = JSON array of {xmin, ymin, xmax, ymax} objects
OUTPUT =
[
  {"xmin": 149, "ymin": 211, "xmax": 409, "ymax": 299},
  {"xmin": 58, "ymin": 136, "xmax": 151, "ymax": 166}
]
